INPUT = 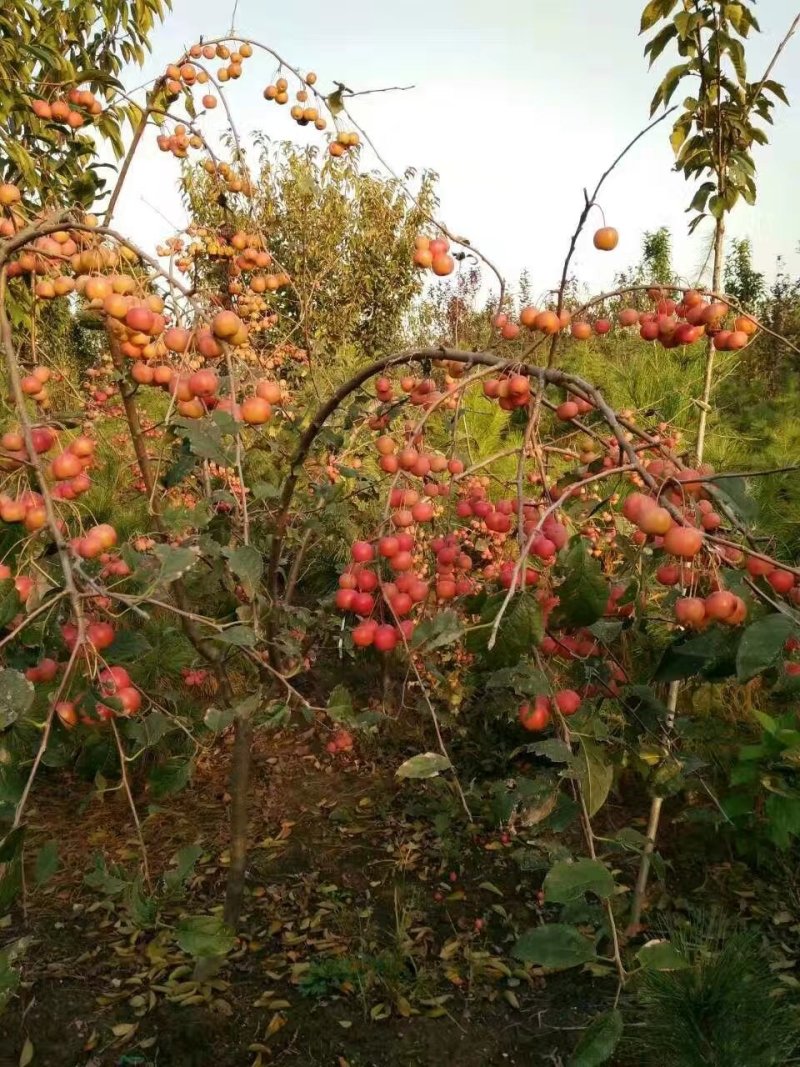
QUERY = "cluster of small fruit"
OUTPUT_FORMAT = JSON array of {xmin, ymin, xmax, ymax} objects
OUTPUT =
[
  {"xmin": 29, "ymin": 86, "xmax": 103, "ymax": 130},
  {"xmin": 132, "ymin": 361, "xmax": 285, "ymax": 425},
  {"xmin": 55, "ymin": 663, "xmax": 141, "ymax": 728},
  {"xmin": 412, "ymin": 235, "xmax": 455, "ymax": 277},
  {"xmin": 0, "ymin": 427, "xmax": 95, "ymax": 517},
  {"xmin": 489, "ymin": 288, "xmax": 758, "ymax": 351}
]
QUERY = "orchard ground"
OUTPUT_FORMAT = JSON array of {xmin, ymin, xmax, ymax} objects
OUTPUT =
[{"xmin": 2, "ymin": 722, "xmax": 799, "ymax": 1067}]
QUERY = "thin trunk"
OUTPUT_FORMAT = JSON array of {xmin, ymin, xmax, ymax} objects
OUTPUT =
[
  {"xmin": 223, "ymin": 713, "xmax": 253, "ymax": 927},
  {"xmin": 696, "ymin": 216, "xmax": 726, "ymax": 462},
  {"xmin": 112, "ymin": 334, "xmax": 250, "ymax": 926},
  {"xmin": 629, "ymin": 214, "xmax": 726, "ymax": 931}
]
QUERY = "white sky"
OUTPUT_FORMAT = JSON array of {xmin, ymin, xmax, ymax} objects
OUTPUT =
[{"xmin": 113, "ymin": 0, "xmax": 800, "ymax": 300}]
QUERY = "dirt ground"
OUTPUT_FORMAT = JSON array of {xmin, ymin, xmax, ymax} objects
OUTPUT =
[{"xmin": 2, "ymin": 727, "xmax": 782, "ymax": 1067}]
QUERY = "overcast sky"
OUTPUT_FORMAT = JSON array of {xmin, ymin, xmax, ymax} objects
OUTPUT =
[{"xmin": 113, "ymin": 0, "xmax": 800, "ymax": 301}]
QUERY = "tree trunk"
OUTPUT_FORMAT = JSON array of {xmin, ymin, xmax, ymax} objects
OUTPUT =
[
  {"xmin": 629, "ymin": 215, "xmax": 726, "ymax": 932},
  {"xmin": 696, "ymin": 215, "xmax": 726, "ymax": 463},
  {"xmin": 223, "ymin": 713, "xmax": 253, "ymax": 928}
]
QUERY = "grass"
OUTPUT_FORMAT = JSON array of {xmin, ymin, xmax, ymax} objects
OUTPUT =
[{"xmin": 631, "ymin": 914, "xmax": 800, "ymax": 1067}]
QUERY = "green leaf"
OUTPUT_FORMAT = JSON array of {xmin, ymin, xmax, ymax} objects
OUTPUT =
[
  {"xmin": 762, "ymin": 79, "xmax": 789, "ymax": 105},
  {"xmin": 34, "ymin": 840, "xmax": 59, "ymax": 886},
  {"xmin": 736, "ymin": 614, "xmax": 796, "ymax": 682},
  {"xmin": 726, "ymin": 36, "xmax": 747, "ymax": 84},
  {"xmin": 396, "ymin": 752, "xmax": 451, "ymax": 779},
  {"xmin": 543, "ymin": 859, "xmax": 614, "ymax": 904},
  {"xmin": 636, "ymin": 939, "xmax": 691, "ymax": 970},
  {"xmin": 203, "ymin": 706, "xmax": 234, "ymax": 733},
  {"xmin": 0, "ymin": 670, "xmax": 34, "ymax": 729},
  {"xmin": 568, "ymin": 1010, "xmax": 623, "ymax": 1067},
  {"xmin": 164, "ymin": 844, "xmax": 202, "ymax": 892},
  {"xmin": 19, "ymin": 1037, "xmax": 33, "ymax": 1067},
  {"xmin": 651, "ymin": 61, "xmax": 691, "ymax": 115},
  {"xmin": 153, "ymin": 544, "xmax": 200, "ymax": 584},
  {"xmin": 0, "ymin": 579, "xmax": 21, "ymax": 628},
  {"xmin": 106, "ymin": 630, "xmax": 152, "ymax": 663},
  {"xmin": 149, "ymin": 759, "xmax": 193, "ymax": 798},
  {"xmin": 327, "ymin": 684, "xmax": 354, "ymax": 723},
  {"xmin": 215, "ymin": 624, "xmax": 257, "ymax": 648},
  {"xmin": 224, "ymin": 545, "xmax": 263, "ymax": 599},
  {"xmin": 127, "ymin": 711, "xmax": 171, "ymax": 748},
  {"xmin": 725, "ymin": 3, "xmax": 745, "ymax": 34},
  {"xmin": 163, "ymin": 448, "xmax": 197, "ymax": 488},
  {"xmin": 175, "ymin": 915, "xmax": 236, "ymax": 958},
  {"xmin": 645, "ymin": 22, "xmax": 678, "ymax": 65},
  {"xmin": 83, "ymin": 855, "xmax": 127, "ymax": 896},
  {"xmin": 512, "ymin": 924, "xmax": 595, "ymax": 968},
  {"xmin": 326, "ymin": 87, "xmax": 345, "ymax": 115},
  {"xmin": 688, "ymin": 180, "xmax": 716, "ymax": 213},
  {"xmin": 485, "ymin": 662, "xmax": 548, "ymax": 696},
  {"xmin": 173, "ymin": 416, "xmax": 235, "ymax": 467},
  {"xmin": 0, "ymin": 939, "xmax": 27, "ymax": 1012},
  {"xmin": 577, "ymin": 739, "xmax": 613, "ymax": 818},
  {"xmin": 0, "ymin": 826, "xmax": 25, "ymax": 863},
  {"xmin": 528, "ymin": 739, "xmax": 574, "ymax": 763},
  {"xmin": 640, "ymin": 0, "xmax": 679, "ymax": 33},
  {"xmin": 654, "ymin": 628, "xmax": 739, "ymax": 682},
  {"xmin": 410, "ymin": 610, "xmax": 464, "ymax": 652},
  {"xmin": 468, "ymin": 592, "xmax": 543, "ymax": 669},
  {"xmin": 708, "ymin": 476, "xmax": 758, "ymax": 524},
  {"xmin": 555, "ymin": 540, "xmax": 608, "ymax": 628}
]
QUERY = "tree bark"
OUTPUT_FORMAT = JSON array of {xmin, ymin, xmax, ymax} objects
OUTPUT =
[
  {"xmin": 696, "ymin": 215, "xmax": 726, "ymax": 462},
  {"xmin": 223, "ymin": 713, "xmax": 253, "ymax": 927},
  {"xmin": 628, "ymin": 213, "xmax": 726, "ymax": 932}
]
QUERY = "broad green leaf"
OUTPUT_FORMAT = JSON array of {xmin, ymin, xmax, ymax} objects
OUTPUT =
[
  {"xmin": 654, "ymin": 628, "xmax": 739, "ymax": 682},
  {"xmin": 106, "ymin": 630, "xmax": 152, "ymax": 663},
  {"xmin": 173, "ymin": 416, "xmax": 234, "ymax": 467},
  {"xmin": 153, "ymin": 544, "xmax": 200, "ymax": 584},
  {"xmin": 544, "ymin": 859, "xmax": 614, "ymax": 904},
  {"xmin": 0, "ymin": 579, "xmax": 20, "ymax": 628},
  {"xmin": 327, "ymin": 684, "xmax": 354, "ymax": 723},
  {"xmin": 34, "ymin": 840, "xmax": 59, "ymax": 886},
  {"xmin": 176, "ymin": 915, "xmax": 235, "ymax": 958},
  {"xmin": 83, "ymin": 855, "xmax": 127, "ymax": 896},
  {"xmin": 215, "ymin": 625, "xmax": 257, "ymax": 648},
  {"xmin": 636, "ymin": 939, "xmax": 691, "ymax": 970},
  {"xmin": 737, "ymin": 614, "xmax": 796, "ymax": 682},
  {"xmin": 528, "ymin": 739, "xmax": 574, "ymax": 763},
  {"xmin": 396, "ymin": 752, "xmax": 451, "ymax": 779},
  {"xmin": 0, "ymin": 670, "xmax": 34, "ymax": 729},
  {"xmin": 216, "ymin": 623, "xmax": 257, "ymax": 648},
  {"xmin": 127, "ymin": 711, "xmax": 171, "ymax": 748},
  {"xmin": 410, "ymin": 610, "xmax": 464, "ymax": 652},
  {"xmin": 555, "ymin": 540, "xmax": 608, "ymax": 628},
  {"xmin": 225, "ymin": 545, "xmax": 263, "ymax": 599},
  {"xmin": 486, "ymin": 662, "xmax": 548, "ymax": 696},
  {"xmin": 468, "ymin": 592, "xmax": 543, "ymax": 669},
  {"xmin": 148, "ymin": 759, "xmax": 193, "ymax": 799},
  {"xmin": 645, "ymin": 22, "xmax": 678, "ymax": 65},
  {"xmin": 0, "ymin": 938, "xmax": 28, "ymax": 1012},
  {"xmin": 19, "ymin": 1037, "xmax": 33, "ymax": 1067},
  {"xmin": 0, "ymin": 827, "xmax": 25, "ymax": 863},
  {"xmin": 640, "ymin": 0, "xmax": 679, "ymax": 32},
  {"xmin": 568, "ymin": 1010, "xmax": 623, "ymax": 1067},
  {"xmin": 326, "ymin": 87, "xmax": 345, "ymax": 115},
  {"xmin": 577, "ymin": 739, "xmax": 613, "ymax": 818},
  {"xmin": 512, "ymin": 923, "xmax": 595, "ymax": 968},
  {"xmin": 164, "ymin": 844, "xmax": 203, "ymax": 892},
  {"xmin": 203, "ymin": 706, "xmax": 234, "ymax": 733}
]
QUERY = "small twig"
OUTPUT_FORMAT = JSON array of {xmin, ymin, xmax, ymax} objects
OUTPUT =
[{"xmin": 110, "ymin": 717, "xmax": 152, "ymax": 889}]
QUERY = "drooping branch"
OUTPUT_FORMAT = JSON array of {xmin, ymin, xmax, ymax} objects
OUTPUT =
[{"xmin": 547, "ymin": 107, "xmax": 678, "ymax": 366}]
